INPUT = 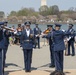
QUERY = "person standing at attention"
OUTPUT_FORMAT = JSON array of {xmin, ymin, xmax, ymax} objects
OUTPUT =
[{"xmin": 20, "ymin": 21, "xmax": 35, "ymax": 72}]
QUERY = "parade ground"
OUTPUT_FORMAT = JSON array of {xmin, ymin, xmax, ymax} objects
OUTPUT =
[{"xmin": 4, "ymin": 42, "xmax": 76, "ymax": 75}]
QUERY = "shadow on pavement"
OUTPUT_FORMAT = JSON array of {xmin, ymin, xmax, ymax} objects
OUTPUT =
[
  {"xmin": 4, "ymin": 63, "xmax": 23, "ymax": 75},
  {"xmin": 44, "ymin": 70, "xmax": 53, "ymax": 73},
  {"xmin": 31, "ymin": 67, "xmax": 37, "ymax": 70},
  {"xmin": 4, "ymin": 70, "xmax": 21, "ymax": 75},
  {"xmin": 65, "ymin": 71, "xmax": 71, "ymax": 75},
  {"xmin": 23, "ymin": 67, "xmax": 37, "ymax": 71},
  {"xmin": 5, "ymin": 63, "xmax": 22, "ymax": 68},
  {"xmin": 37, "ymin": 63, "xmax": 50, "ymax": 68},
  {"xmin": 4, "ymin": 67, "xmax": 38, "ymax": 75},
  {"xmin": 44, "ymin": 70, "xmax": 71, "ymax": 75}
]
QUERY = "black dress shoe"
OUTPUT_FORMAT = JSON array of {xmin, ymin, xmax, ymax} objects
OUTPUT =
[
  {"xmin": 50, "ymin": 70, "xmax": 57, "ymax": 75},
  {"xmin": 50, "ymin": 71, "xmax": 65, "ymax": 75},
  {"xmin": 55, "ymin": 71, "xmax": 65, "ymax": 75},
  {"xmin": 38, "ymin": 47, "xmax": 40, "ymax": 49},
  {"xmin": 25, "ymin": 70, "xmax": 31, "ymax": 72},
  {"xmin": 71, "ymin": 54, "xmax": 75, "ymax": 56},
  {"xmin": 49, "ymin": 64, "xmax": 55, "ymax": 68}
]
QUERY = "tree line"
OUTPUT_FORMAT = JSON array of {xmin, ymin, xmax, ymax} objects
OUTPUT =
[{"xmin": 7, "ymin": 5, "xmax": 76, "ymax": 20}]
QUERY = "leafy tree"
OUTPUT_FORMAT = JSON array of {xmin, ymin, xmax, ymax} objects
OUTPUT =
[
  {"xmin": 51, "ymin": 5, "xmax": 59, "ymax": 15},
  {"xmin": 39, "ymin": 5, "xmax": 48, "ymax": 12},
  {"xmin": 9, "ymin": 11, "xmax": 17, "ymax": 16},
  {"xmin": 39, "ymin": 5, "xmax": 49, "ymax": 16},
  {"xmin": 17, "ymin": 8, "xmax": 29, "ymax": 16},
  {"xmin": 48, "ymin": 6, "xmax": 53, "ymax": 15}
]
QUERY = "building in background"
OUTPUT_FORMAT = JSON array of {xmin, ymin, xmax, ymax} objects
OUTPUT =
[{"xmin": 41, "ymin": 0, "xmax": 47, "ymax": 6}]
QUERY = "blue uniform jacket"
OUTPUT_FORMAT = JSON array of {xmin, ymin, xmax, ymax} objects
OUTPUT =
[
  {"xmin": 20, "ymin": 29, "xmax": 34, "ymax": 49},
  {"xmin": 47, "ymin": 30, "xmax": 70, "ymax": 51},
  {"xmin": 67, "ymin": 28, "xmax": 75, "ymax": 41},
  {"xmin": 33, "ymin": 27, "xmax": 41, "ymax": 35},
  {"xmin": 0, "ymin": 29, "xmax": 4, "ymax": 49},
  {"xmin": 4, "ymin": 30, "xmax": 11, "ymax": 47}
]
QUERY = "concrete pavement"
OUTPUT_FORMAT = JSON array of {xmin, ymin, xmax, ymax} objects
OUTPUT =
[{"xmin": 4, "ymin": 42, "xmax": 76, "ymax": 75}]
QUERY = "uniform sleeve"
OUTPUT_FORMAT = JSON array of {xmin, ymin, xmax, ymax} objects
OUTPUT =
[
  {"xmin": 0, "ymin": 30, "xmax": 3, "ymax": 42},
  {"xmin": 70, "ymin": 29, "xmax": 76, "ymax": 38},
  {"xmin": 33, "ymin": 28, "xmax": 35, "ymax": 34},
  {"xmin": 30, "ymin": 29, "xmax": 33, "ymax": 35},
  {"xmin": 55, "ymin": 31, "xmax": 71, "ymax": 36},
  {"xmin": 20, "ymin": 31, "xmax": 24, "ymax": 45},
  {"xmin": 42, "ymin": 32, "xmax": 51, "ymax": 38},
  {"xmin": 4, "ymin": 30, "xmax": 11, "ymax": 37}
]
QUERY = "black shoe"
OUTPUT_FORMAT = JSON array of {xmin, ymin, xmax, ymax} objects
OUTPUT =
[
  {"xmin": 25, "ymin": 70, "xmax": 31, "ymax": 72},
  {"xmin": 50, "ymin": 70, "xmax": 65, "ymax": 75},
  {"xmin": 55, "ymin": 71, "xmax": 65, "ymax": 75},
  {"xmin": 71, "ymin": 54, "xmax": 75, "ymax": 56},
  {"xmin": 50, "ymin": 70, "xmax": 57, "ymax": 75},
  {"xmin": 49, "ymin": 64, "xmax": 55, "ymax": 68},
  {"xmin": 38, "ymin": 47, "xmax": 40, "ymax": 49}
]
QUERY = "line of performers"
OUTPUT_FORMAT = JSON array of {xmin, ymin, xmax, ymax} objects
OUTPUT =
[
  {"xmin": 0, "ymin": 21, "xmax": 76, "ymax": 75},
  {"xmin": 42, "ymin": 23, "xmax": 76, "ymax": 75}
]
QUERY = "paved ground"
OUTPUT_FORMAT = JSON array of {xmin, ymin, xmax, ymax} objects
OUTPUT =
[{"xmin": 4, "ymin": 42, "xmax": 76, "ymax": 75}]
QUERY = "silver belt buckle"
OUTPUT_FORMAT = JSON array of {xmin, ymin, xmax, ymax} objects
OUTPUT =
[{"xmin": 26, "ymin": 40, "xmax": 29, "ymax": 42}]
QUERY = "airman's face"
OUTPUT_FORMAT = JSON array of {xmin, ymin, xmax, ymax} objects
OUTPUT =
[
  {"xmin": 55, "ymin": 26, "xmax": 60, "ymax": 30},
  {"xmin": 4, "ymin": 23, "xmax": 7, "ymax": 26},
  {"xmin": 69, "ymin": 26, "xmax": 72, "ymax": 29},
  {"xmin": 18, "ymin": 24, "xmax": 21, "ymax": 27},
  {"xmin": 26, "ymin": 25, "xmax": 30, "ymax": 29},
  {"xmin": 36, "ymin": 25, "xmax": 38, "ymax": 28},
  {"xmin": 48, "ymin": 27, "xmax": 52, "ymax": 31}
]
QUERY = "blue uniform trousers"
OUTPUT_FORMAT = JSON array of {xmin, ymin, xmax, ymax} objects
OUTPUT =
[
  {"xmin": 35, "ymin": 37, "xmax": 40, "ymax": 48},
  {"xmin": 0, "ymin": 49, "xmax": 3, "ymax": 75},
  {"xmin": 50, "ymin": 46, "xmax": 55, "ymax": 66},
  {"xmin": 68, "ymin": 41, "xmax": 75, "ymax": 55},
  {"xmin": 54, "ymin": 51, "xmax": 64, "ymax": 72},
  {"xmin": 23, "ymin": 49, "xmax": 33, "ymax": 71},
  {"xmin": 3, "ymin": 45, "xmax": 8, "ymax": 71}
]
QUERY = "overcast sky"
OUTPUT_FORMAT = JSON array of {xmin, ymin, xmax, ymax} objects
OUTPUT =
[{"xmin": 0, "ymin": 0, "xmax": 76, "ymax": 14}]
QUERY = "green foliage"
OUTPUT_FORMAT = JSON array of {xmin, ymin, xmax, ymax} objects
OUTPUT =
[
  {"xmin": 48, "ymin": 6, "xmax": 53, "ymax": 15},
  {"xmin": 0, "ymin": 11, "xmax": 5, "ymax": 18},
  {"xmin": 39, "ymin": 5, "xmax": 59, "ymax": 16},
  {"xmin": 17, "ymin": 8, "xmax": 28, "ymax": 16},
  {"xmin": 9, "ymin": 11, "xmax": 17, "ymax": 16},
  {"xmin": 39, "ymin": 5, "xmax": 49, "ymax": 16},
  {"xmin": 51, "ymin": 5, "xmax": 59, "ymax": 15},
  {"xmin": 39, "ymin": 5, "xmax": 49, "ymax": 12},
  {"xmin": 9, "ymin": 8, "xmax": 39, "ymax": 17},
  {"xmin": 8, "ymin": 6, "xmax": 76, "ymax": 21}
]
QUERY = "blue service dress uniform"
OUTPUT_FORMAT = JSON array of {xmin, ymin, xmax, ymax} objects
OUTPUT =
[
  {"xmin": 67, "ymin": 28, "xmax": 75, "ymax": 56},
  {"xmin": 3, "ymin": 30, "xmax": 11, "ymax": 71},
  {"xmin": 47, "ymin": 30, "xmax": 55, "ymax": 67},
  {"xmin": 33, "ymin": 27, "xmax": 41, "ymax": 48},
  {"xmin": 0, "ymin": 27, "xmax": 4, "ymax": 75},
  {"xmin": 48, "ymin": 30, "xmax": 70, "ymax": 72},
  {"xmin": 20, "ymin": 29, "xmax": 34, "ymax": 72},
  {"xmin": 53, "ymin": 30, "xmax": 65, "ymax": 72}
]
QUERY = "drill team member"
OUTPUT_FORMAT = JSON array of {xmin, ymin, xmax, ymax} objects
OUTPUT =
[
  {"xmin": 50, "ymin": 24, "xmax": 72, "ymax": 75},
  {"xmin": 47, "ymin": 25, "xmax": 55, "ymax": 67},
  {"xmin": 3, "ymin": 22, "xmax": 11, "ymax": 73},
  {"xmin": 0, "ymin": 22, "xmax": 4, "ymax": 75},
  {"xmin": 20, "ymin": 21, "xmax": 34, "ymax": 72},
  {"xmin": 67, "ymin": 24, "xmax": 75, "ymax": 56},
  {"xmin": 33, "ymin": 24, "xmax": 41, "ymax": 49}
]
